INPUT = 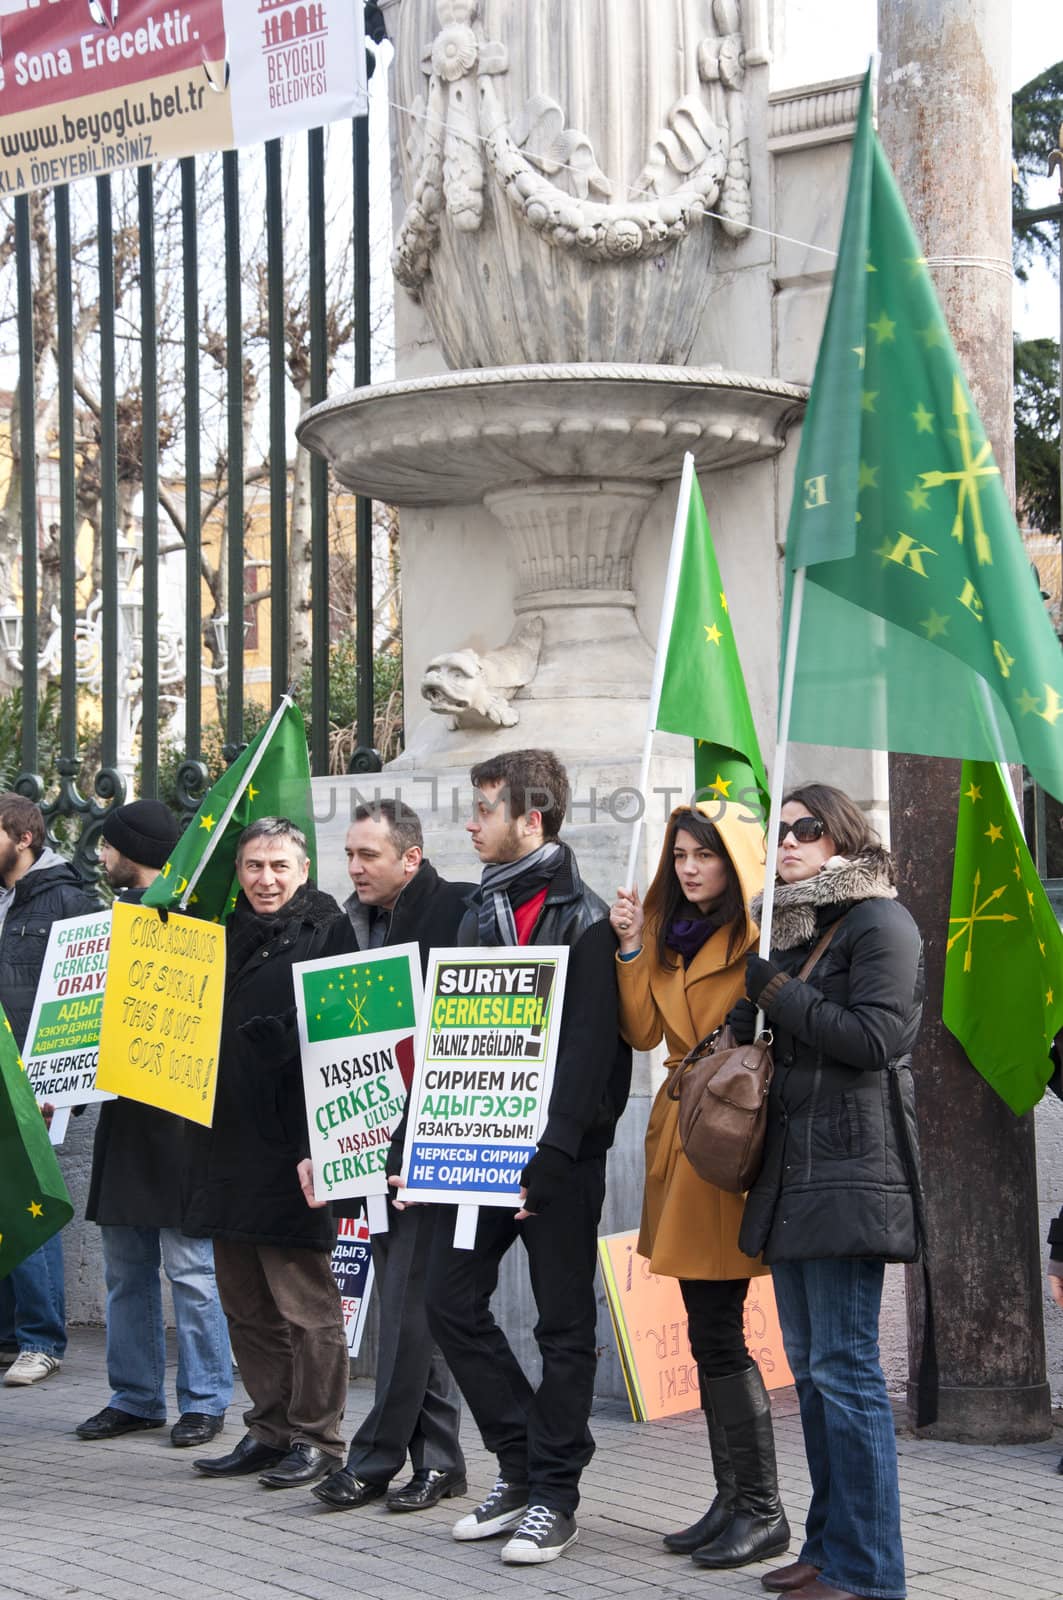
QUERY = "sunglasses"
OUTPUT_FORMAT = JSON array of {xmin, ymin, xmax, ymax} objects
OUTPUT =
[{"xmin": 777, "ymin": 816, "xmax": 826, "ymax": 845}]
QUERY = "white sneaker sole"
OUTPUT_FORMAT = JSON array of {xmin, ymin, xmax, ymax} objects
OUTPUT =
[
  {"xmin": 452, "ymin": 1504, "xmax": 528, "ymax": 1541},
  {"xmin": 502, "ymin": 1527, "xmax": 580, "ymax": 1564}
]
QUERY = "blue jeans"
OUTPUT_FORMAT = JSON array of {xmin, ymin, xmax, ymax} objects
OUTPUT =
[
  {"xmin": 771, "ymin": 1258, "xmax": 905, "ymax": 1600},
  {"xmin": 0, "ymin": 1233, "xmax": 67, "ymax": 1357},
  {"xmin": 102, "ymin": 1226, "xmax": 233, "ymax": 1420}
]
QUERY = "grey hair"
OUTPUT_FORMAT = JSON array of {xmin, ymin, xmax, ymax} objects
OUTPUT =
[{"xmin": 235, "ymin": 816, "xmax": 310, "ymax": 866}]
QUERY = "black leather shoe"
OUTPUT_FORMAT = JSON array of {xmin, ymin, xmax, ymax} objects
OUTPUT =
[
  {"xmin": 386, "ymin": 1467, "xmax": 468, "ymax": 1512},
  {"xmin": 258, "ymin": 1442, "xmax": 338, "ymax": 1488},
  {"xmin": 76, "ymin": 1407, "xmax": 166, "ymax": 1441},
  {"xmin": 194, "ymin": 1432, "xmax": 287, "ymax": 1476},
  {"xmin": 311, "ymin": 1468, "xmax": 389, "ymax": 1510},
  {"xmin": 171, "ymin": 1412, "xmax": 225, "ymax": 1448}
]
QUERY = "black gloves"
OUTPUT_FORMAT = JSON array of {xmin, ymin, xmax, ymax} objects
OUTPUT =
[
  {"xmin": 745, "ymin": 953, "xmax": 785, "ymax": 1004},
  {"xmin": 237, "ymin": 1011, "xmax": 296, "ymax": 1051},
  {"xmin": 726, "ymin": 997, "xmax": 758, "ymax": 1044},
  {"xmin": 519, "ymin": 1144, "xmax": 574, "ymax": 1215}
]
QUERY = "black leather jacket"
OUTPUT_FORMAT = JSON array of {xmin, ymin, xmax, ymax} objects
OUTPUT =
[{"xmin": 458, "ymin": 843, "xmax": 631, "ymax": 1161}]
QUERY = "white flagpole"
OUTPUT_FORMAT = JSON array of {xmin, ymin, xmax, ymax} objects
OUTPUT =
[
  {"xmin": 757, "ymin": 567, "xmax": 807, "ymax": 964},
  {"xmin": 177, "ymin": 688, "xmax": 297, "ymax": 911},
  {"xmin": 623, "ymin": 451, "xmax": 696, "ymax": 892}
]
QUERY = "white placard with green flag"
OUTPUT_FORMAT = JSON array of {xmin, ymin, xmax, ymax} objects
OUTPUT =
[
  {"xmin": 142, "ymin": 695, "xmax": 316, "ymax": 923},
  {"xmin": 294, "ymin": 944, "xmax": 424, "ymax": 1207},
  {"xmin": 943, "ymin": 761, "xmax": 1063, "ymax": 1115}
]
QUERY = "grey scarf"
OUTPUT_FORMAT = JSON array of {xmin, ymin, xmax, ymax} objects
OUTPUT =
[
  {"xmin": 752, "ymin": 848, "xmax": 897, "ymax": 951},
  {"xmin": 477, "ymin": 841, "xmax": 562, "ymax": 947}
]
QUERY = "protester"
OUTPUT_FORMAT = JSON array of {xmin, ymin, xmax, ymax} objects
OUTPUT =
[
  {"xmin": 184, "ymin": 818, "xmax": 349, "ymax": 1488},
  {"xmin": 731, "ymin": 784, "xmax": 924, "ymax": 1600},
  {"xmin": 307, "ymin": 800, "xmax": 470, "ymax": 1514},
  {"xmin": 609, "ymin": 801, "xmax": 790, "ymax": 1570},
  {"xmin": 418, "ymin": 749, "xmax": 631, "ymax": 1564},
  {"xmin": 0, "ymin": 793, "xmax": 99, "ymax": 1389},
  {"xmin": 76, "ymin": 800, "xmax": 233, "ymax": 1448}
]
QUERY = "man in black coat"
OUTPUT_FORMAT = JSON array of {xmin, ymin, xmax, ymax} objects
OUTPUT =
[
  {"xmin": 186, "ymin": 818, "xmax": 348, "ymax": 1489},
  {"xmin": 0, "ymin": 793, "xmax": 99, "ymax": 1389},
  {"xmin": 76, "ymin": 800, "xmax": 233, "ymax": 1448},
  {"xmin": 421, "ymin": 750, "xmax": 630, "ymax": 1566},
  {"xmin": 310, "ymin": 801, "xmax": 471, "ymax": 1515}
]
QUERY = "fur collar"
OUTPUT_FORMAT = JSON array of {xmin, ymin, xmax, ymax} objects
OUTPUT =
[{"xmin": 752, "ymin": 848, "xmax": 896, "ymax": 951}]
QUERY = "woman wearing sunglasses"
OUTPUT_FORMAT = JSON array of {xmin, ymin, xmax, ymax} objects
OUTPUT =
[
  {"xmin": 609, "ymin": 801, "xmax": 790, "ymax": 1572},
  {"xmin": 730, "ymin": 783, "xmax": 924, "ymax": 1600}
]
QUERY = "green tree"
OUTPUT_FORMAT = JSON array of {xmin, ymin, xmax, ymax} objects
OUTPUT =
[
  {"xmin": 1014, "ymin": 334, "xmax": 1061, "ymax": 533},
  {"xmin": 1013, "ymin": 60, "xmax": 1063, "ymax": 281}
]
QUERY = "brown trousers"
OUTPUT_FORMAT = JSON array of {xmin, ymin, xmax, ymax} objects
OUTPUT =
[{"xmin": 213, "ymin": 1240, "xmax": 347, "ymax": 1456}]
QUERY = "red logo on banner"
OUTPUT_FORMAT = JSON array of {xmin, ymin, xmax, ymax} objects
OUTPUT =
[{"xmin": 259, "ymin": 0, "xmax": 328, "ymax": 109}]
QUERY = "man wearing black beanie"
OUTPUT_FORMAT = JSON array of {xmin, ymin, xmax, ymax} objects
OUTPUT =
[{"xmin": 76, "ymin": 800, "xmax": 233, "ymax": 1449}]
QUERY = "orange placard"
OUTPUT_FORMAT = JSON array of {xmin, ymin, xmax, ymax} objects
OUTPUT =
[{"xmin": 597, "ymin": 1231, "xmax": 793, "ymax": 1422}]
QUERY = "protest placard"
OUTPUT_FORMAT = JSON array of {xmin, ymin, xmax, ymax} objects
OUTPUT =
[
  {"xmin": 293, "ymin": 944, "xmax": 423, "ymax": 1205},
  {"xmin": 331, "ymin": 1213, "xmax": 376, "ymax": 1360},
  {"xmin": 597, "ymin": 1231, "xmax": 793, "ymax": 1422},
  {"xmin": 397, "ymin": 947, "xmax": 568, "ymax": 1207},
  {"xmin": 96, "ymin": 902, "xmax": 225, "ymax": 1126},
  {"xmin": 21, "ymin": 910, "xmax": 116, "ymax": 1109}
]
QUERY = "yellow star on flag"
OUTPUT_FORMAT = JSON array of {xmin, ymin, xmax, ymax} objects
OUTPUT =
[
  {"xmin": 857, "ymin": 461, "xmax": 879, "ymax": 491},
  {"xmin": 719, "ymin": 591, "xmax": 728, "ymax": 612},
  {"xmin": 869, "ymin": 309, "xmax": 896, "ymax": 344},
  {"xmin": 1016, "ymin": 688, "xmax": 1042, "ymax": 717},
  {"xmin": 919, "ymin": 610, "xmax": 949, "ymax": 640},
  {"xmin": 964, "ymin": 782, "xmax": 982, "ymax": 803},
  {"xmin": 984, "ymin": 822, "xmax": 1003, "ymax": 844},
  {"xmin": 27, "ymin": 1201, "xmax": 43, "ymax": 1219},
  {"xmin": 709, "ymin": 773, "xmax": 732, "ymax": 798},
  {"xmin": 704, "ymin": 623, "xmax": 723, "ymax": 646},
  {"xmin": 918, "ymin": 321, "xmax": 946, "ymax": 350},
  {"xmin": 861, "ymin": 390, "xmax": 878, "ymax": 413},
  {"xmin": 912, "ymin": 403, "xmax": 935, "ymax": 434},
  {"xmin": 199, "ymin": 814, "xmax": 216, "ymax": 832},
  {"xmin": 905, "ymin": 482, "xmax": 931, "ymax": 512}
]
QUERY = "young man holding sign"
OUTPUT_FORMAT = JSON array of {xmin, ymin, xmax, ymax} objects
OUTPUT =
[
  {"xmin": 309, "ymin": 801, "xmax": 471, "ymax": 1514},
  {"xmin": 76, "ymin": 801, "xmax": 233, "ymax": 1448},
  {"xmin": 423, "ymin": 750, "xmax": 631, "ymax": 1564}
]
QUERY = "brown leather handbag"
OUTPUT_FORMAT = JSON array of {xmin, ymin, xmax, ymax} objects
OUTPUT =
[{"xmin": 667, "ymin": 921, "xmax": 844, "ymax": 1193}]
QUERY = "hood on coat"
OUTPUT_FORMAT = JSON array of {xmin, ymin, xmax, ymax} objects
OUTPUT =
[{"xmin": 644, "ymin": 797, "xmax": 766, "ymax": 952}]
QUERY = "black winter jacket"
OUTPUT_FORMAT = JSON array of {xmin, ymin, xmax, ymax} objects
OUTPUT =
[
  {"xmin": 738, "ymin": 855, "xmax": 925, "ymax": 1265},
  {"xmin": 457, "ymin": 843, "xmax": 631, "ymax": 1162},
  {"xmin": 182, "ymin": 882, "xmax": 342, "ymax": 1250},
  {"xmin": 87, "ymin": 887, "xmax": 189, "ymax": 1228},
  {"xmin": 342, "ymin": 859, "xmax": 474, "ymax": 974},
  {"xmin": 0, "ymin": 853, "xmax": 100, "ymax": 1050}
]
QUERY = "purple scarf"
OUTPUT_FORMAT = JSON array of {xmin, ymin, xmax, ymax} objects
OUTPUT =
[{"xmin": 665, "ymin": 911, "xmax": 725, "ymax": 966}]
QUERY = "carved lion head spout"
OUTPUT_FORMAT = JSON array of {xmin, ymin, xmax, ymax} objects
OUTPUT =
[{"xmin": 421, "ymin": 615, "xmax": 544, "ymax": 731}]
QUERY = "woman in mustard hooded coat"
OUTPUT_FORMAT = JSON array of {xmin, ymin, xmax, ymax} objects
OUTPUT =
[{"xmin": 609, "ymin": 801, "xmax": 790, "ymax": 1573}]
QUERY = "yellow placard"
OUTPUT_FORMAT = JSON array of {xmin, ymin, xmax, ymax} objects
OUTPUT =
[{"xmin": 96, "ymin": 902, "xmax": 225, "ymax": 1127}]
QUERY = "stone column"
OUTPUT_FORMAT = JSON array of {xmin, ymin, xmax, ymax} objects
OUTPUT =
[{"xmin": 878, "ymin": 0, "xmax": 1051, "ymax": 1441}]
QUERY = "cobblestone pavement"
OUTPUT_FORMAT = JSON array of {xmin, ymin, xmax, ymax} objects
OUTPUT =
[{"xmin": 1, "ymin": 1329, "xmax": 1059, "ymax": 1600}]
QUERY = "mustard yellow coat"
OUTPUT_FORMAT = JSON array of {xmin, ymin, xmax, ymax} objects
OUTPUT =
[{"xmin": 617, "ymin": 804, "xmax": 769, "ymax": 1283}]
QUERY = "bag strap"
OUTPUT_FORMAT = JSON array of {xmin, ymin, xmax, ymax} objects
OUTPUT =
[{"xmin": 758, "ymin": 915, "xmax": 848, "ymax": 1012}]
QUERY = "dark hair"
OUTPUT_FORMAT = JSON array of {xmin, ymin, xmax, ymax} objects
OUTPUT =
[
  {"xmin": 469, "ymin": 749, "xmax": 570, "ymax": 841},
  {"xmin": 782, "ymin": 783, "xmax": 886, "ymax": 862},
  {"xmin": 643, "ymin": 809, "xmax": 746, "ymax": 970},
  {"xmin": 352, "ymin": 799, "xmax": 423, "ymax": 855},
  {"xmin": 0, "ymin": 793, "xmax": 44, "ymax": 857},
  {"xmin": 235, "ymin": 816, "xmax": 309, "ymax": 866}
]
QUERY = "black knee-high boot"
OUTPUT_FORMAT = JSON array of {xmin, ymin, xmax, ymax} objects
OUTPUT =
[
  {"xmin": 691, "ymin": 1366, "xmax": 790, "ymax": 1569},
  {"xmin": 662, "ymin": 1369, "xmax": 736, "ymax": 1553}
]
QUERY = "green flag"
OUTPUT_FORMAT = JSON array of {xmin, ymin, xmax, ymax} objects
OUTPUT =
[
  {"xmin": 301, "ymin": 955, "xmax": 415, "ymax": 1044},
  {"xmin": 655, "ymin": 469, "xmax": 769, "ymax": 819},
  {"xmin": 784, "ymin": 71, "xmax": 1063, "ymax": 801},
  {"xmin": 0, "ymin": 1007, "xmax": 73, "ymax": 1280},
  {"xmin": 943, "ymin": 761, "xmax": 1063, "ymax": 1114},
  {"xmin": 143, "ymin": 699, "xmax": 317, "ymax": 923}
]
